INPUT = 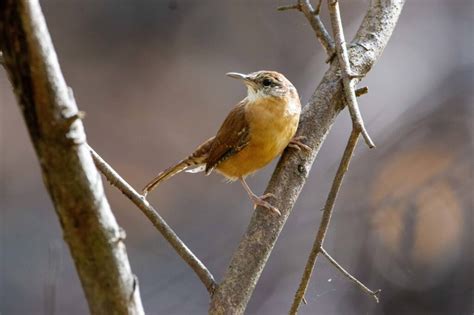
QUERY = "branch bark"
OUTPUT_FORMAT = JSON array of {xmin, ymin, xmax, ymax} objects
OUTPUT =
[
  {"xmin": 0, "ymin": 1, "xmax": 144, "ymax": 314},
  {"xmin": 209, "ymin": 1, "xmax": 405, "ymax": 314}
]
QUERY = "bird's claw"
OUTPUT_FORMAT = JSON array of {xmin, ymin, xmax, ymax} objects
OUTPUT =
[
  {"xmin": 251, "ymin": 195, "xmax": 281, "ymax": 215},
  {"xmin": 260, "ymin": 192, "xmax": 276, "ymax": 200},
  {"xmin": 289, "ymin": 136, "xmax": 311, "ymax": 152}
]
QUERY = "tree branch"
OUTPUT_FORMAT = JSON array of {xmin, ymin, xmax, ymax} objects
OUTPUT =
[
  {"xmin": 290, "ymin": 2, "xmax": 383, "ymax": 312},
  {"xmin": 278, "ymin": 0, "xmax": 334, "ymax": 57},
  {"xmin": 290, "ymin": 129, "xmax": 361, "ymax": 314},
  {"xmin": 89, "ymin": 146, "xmax": 217, "ymax": 294},
  {"xmin": 0, "ymin": 1, "xmax": 144, "ymax": 314},
  {"xmin": 328, "ymin": 0, "xmax": 375, "ymax": 148},
  {"xmin": 209, "ymin": 1, "xmax": 405, "ymax": 314},
  {"xmin": 320, "ymin": 247, "xmax": 381, "ymax": 303}
]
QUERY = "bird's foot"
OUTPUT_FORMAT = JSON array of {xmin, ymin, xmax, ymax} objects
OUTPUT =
[
  {"xmin": 250, "ymin": 194, "xmax": 281, "ymax": 216},
  {"xmin": 260, "ymin": 192, "xmax": 276, "ymax": 200},
  {"xmin": 288, "ymin": 136, "xmax": 311, "ymax": 152}
]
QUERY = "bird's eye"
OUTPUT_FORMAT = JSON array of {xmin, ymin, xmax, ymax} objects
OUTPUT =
[{"xmin": 262, "ymin": 78, "xmax": 272, "ymax": 87}]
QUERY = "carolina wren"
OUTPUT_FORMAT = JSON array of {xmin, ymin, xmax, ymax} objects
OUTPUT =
[{"xmin": 143, "ymin": 71, "xmax": 308, "ymax": 215}]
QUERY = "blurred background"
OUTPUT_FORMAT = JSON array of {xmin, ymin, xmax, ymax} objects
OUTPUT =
[{"xmin": 1, "ymin": 0, "xmax": 472, "ymax": 314}]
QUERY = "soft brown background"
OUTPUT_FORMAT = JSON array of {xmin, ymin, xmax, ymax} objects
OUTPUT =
[{"xmin": 1, "ymin": 1, "xmax": 473, "ymax": 314}]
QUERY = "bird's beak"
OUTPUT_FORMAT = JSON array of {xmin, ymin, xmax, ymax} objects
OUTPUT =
[
  {"xmin": 226, "ymin": 72, "xmax": 248, "ymax": 80},
  {"xmin": 226, "ymin": 72, "xmax": 256, "ymax": 88}
]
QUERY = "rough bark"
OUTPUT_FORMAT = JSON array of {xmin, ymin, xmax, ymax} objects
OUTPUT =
[
  {"xmin": 209, "ymin": 1, "xmax": 405, "ymax": 313},
  {"xmin": 0, "ymin": 1, "xmax": 144, "ymax": 314}
]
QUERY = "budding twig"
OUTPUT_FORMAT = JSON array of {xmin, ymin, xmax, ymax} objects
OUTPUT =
[
  {"xmin": 89, "ymin": 146, "xmax": 217, "ymax": 295},
  {"xmin": 328, "ymin": 0, "xmax": 375, "ymax": 148}
]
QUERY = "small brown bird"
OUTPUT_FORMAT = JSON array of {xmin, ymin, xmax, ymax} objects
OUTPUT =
[{"xmin": 143, "ymin": 70, "xmax": 308, "ymax": 215}]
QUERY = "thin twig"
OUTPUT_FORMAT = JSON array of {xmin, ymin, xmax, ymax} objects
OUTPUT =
[
  {"xmin": 314, "ymin": 0, "xmax": 323, "ymax": 15},
  {"xmin": 89, "ymin": 146, "xmax": 217, "ymax": 295},
  {"xmin": 320, "ymin": 247, "xmax": 381, "ymax": 303},
  {"xmin": 278, "ymin": 0, "xmax": 334, "ymax": 57},
  {"xmin": 328, "ymin": 0, "xmax": 375, "ymax": 148},
  {"xmin": 277, "ymin": 4, "xmax": 300, "ymax": 11},
  {"xmin": 290, "ymin": 129, "xmax": 360, "ymax": 314}
]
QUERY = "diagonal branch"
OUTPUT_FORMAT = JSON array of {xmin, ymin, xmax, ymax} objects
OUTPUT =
[
  {"xmin": 209, "ymin": 1, "xmax": 405, "ymax": 314},
  {"xmin": 278, "ymin": 0, "xmax": 334, "ymax": 57},
  {"xmin": 89, "ymin": 146, "xmax": 217, "ymax": 294},
  {"xmin": 0, "ymin": 1, "xmax": 144, "ymax": 313},
  {"xmin": 328, "ymin": 0, "xmax": 375, "ymax": 148},
  {"xmin": 290, "ymin": 129, "xmax": 361, "ymax": 314}
]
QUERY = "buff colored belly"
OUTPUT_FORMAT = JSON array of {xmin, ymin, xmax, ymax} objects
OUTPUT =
[{"xmin": 216, "ymin": 100, "xmax": 299, "ymax": 180}]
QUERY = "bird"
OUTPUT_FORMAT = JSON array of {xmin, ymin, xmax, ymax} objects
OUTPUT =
[{"xmin": 142, "ymin": 70, "xmax": 309, "ymax": 215}]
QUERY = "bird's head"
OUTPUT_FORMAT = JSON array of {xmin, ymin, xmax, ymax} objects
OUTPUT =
[{"xmin": 226, "ymin": 70, "xmax": 297, "ymax": 102}]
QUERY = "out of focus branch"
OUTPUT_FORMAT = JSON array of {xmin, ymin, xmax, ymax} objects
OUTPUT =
[
  {"xmin": 0, "ymin": 1, "xmax": 144, "ymax": 314},
  {"xmin": 89, "ymin": 146, "xmax": 217, "ymax": 295},
  {"xmin": 209, "ymin": 1, "xmax": 405, "ymax": 314},
  {"xmin": 278, "ymin": 0, "xmax": 334, "ymax": 57}
]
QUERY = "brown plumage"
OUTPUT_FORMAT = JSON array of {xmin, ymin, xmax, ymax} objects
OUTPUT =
[{"xmin": 143, "ymin": 70, "xmax": 309, "ymax": 215}]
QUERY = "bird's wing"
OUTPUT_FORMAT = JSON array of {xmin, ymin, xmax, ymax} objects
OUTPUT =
[{"xmin": 205, "ymin": 101, "xmax": 250, "ymax": 174}]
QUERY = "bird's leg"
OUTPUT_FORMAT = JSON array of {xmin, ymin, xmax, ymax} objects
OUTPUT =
[
  {"xmin": 288, "ymin": 135, "xmax": 311, "ymax": 152},
  {"xmin": 239, "ymin": 178, "xmax": 280, "ymax": 215}
]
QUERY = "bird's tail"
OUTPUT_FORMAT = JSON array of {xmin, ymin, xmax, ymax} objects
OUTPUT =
[{"xmin": 142, "ymin": 137, "xmax": 215, "ymax": 197}]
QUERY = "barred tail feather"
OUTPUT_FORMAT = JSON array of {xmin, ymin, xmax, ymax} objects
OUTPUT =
[
  {"xmin": 142, "ymin": 160, "xmax": 192, "ymax": 196},
  {"xmin": 142, "ymin": 136, "xmax": 215, "ymax": 197}
]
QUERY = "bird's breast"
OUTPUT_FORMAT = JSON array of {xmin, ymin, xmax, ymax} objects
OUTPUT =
[
  {"xmin": 246, "ymin": 97, "xmax": 300, "ymax": 140},
  {"xmin": 215, "ymin": 97, "xmax": 300, "ymax": 179}
]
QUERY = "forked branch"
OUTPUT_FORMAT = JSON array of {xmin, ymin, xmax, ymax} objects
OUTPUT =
[
  {"xmin": 290, "ymin": 129, "xmax": 379, "ymax": 314},
  {"xmin": 328, "ymin": 0, "xmax": 375, "ymax": 148},
  {"xmin": 320, "ymin": 247, "xmax": 381, "ymax": 303}
]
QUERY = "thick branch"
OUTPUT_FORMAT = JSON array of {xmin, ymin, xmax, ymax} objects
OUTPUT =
[
  {"xmin": 0, "ymin": 1, "xmax": 144, "ymax": 314},
  {"xmin": 89, "ymin": 147, "xmax": 217, "ymax": 294},
  {"xmin": 209, "ymin": 1, "xmax": 405, "ymax": 314},
  {"xmin": 290, "ymin": 129, "xmax": 359, "ymax": 314}
]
